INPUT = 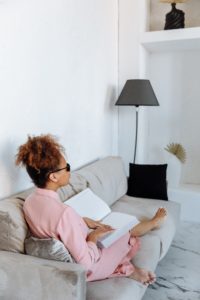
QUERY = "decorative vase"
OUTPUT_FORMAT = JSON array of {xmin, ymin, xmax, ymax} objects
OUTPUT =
[
  {"xmin": 164, "ymin": 3, "xmax": 185, "ymax": 30},
  {"xmin": 165, "ymin": 152, "xmax": 182, "ymax": 188}
]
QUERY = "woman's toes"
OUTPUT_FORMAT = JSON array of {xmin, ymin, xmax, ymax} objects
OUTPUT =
[
  {"xmin": 129, "ymin": 268, "xmax": 156, "ymax": 286},
  {"xmin": 147, "ymin": 272, "xmax": 156, "ymax": 284}
]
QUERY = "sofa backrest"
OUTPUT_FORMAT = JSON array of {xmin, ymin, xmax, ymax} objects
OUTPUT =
[
  {"xmin": 76, "ymin": 156, "xmax": 127, "ymax": 206},
  {"xmin": 14, "ymin": 157, "xmax": 127, "ymax": 207},
  {"xmin": 0, "ymin": 156, "xmax": 127, "ymax": 255},
  {"xmin": 0, "ymin": 198, "xmax": 28, "ymax": 253},
  {"xmin": 15, "ymin": 172, "xmax": 88, "ymax": 203}
]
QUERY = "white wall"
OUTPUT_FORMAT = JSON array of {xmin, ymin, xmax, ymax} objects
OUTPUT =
[
  {"xmin": 118, "ymin": 0, "xmax": 141, "ymax": 174},
  {"xmin": 118, "ymin": 0, "xmax": 152, "ymax": 172},
  {"xmin": 147, "ymin": 50, "xmax": 200, "ymax": 184},
  {"xmin": 0, "ymin": 0, "xmax": 118, "ymax": 198}
]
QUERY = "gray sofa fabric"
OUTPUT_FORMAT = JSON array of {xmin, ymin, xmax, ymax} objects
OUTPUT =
[
  {"xmin": 0, "ymin": 156, "xmax": 180, "ymax": 300},
  {"xmin": 15, "ymin": 172, "xmax": 88, "ymax": 203},
  {"xmin": 111, "ymin": 195, "xmax": 180, "ymax": 260},
  {"xmin": 25, "ymin": 236, "xmax": 75, "ymax": 263},
  {"xmin": 76, "ymin": 156, "xmax": 127, "ymax": 206},
  {"xmin": 87, "ymin": 277, "xmax": 144, "ymax": 300},
  {"xmin": 0, "ymin": 251, "xmax": 86, "ymax": 300},
  {"xmin": 0, "ymin": 198, "xmax": 28, "ymax": 253}
]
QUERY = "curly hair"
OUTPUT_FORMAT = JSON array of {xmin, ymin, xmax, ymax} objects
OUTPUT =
[{"xmin": 16, "ymin": 134, "xmax": 65, "ymax": 188}]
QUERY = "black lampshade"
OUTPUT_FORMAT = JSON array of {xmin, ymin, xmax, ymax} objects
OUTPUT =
[{"xmin": 115, "ymin": 79, "xmax": 159, "ymax": 107}]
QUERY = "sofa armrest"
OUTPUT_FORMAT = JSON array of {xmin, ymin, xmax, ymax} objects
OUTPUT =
[{"xmin": 0, "ymin": 251, "xmax": 86, "ymax": 300}]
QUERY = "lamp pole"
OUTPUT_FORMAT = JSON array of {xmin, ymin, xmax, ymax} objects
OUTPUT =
[{"xmin": 133, "ymin": 106, "xmax": 139, "ymax": 164}]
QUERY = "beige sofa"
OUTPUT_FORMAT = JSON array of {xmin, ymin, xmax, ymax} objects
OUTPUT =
[{"xmin": 0, "ymin": 156, "xmax": 180, "ymax": 300}]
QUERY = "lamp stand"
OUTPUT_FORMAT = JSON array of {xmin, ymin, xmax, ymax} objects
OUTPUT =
[
  {"xmin": 115, "ymin": 80, "xmax": 159, "ymax": 165},
  {"xmin": 133, "ymin": 106, "xmax": 139, "ymax": 164}
]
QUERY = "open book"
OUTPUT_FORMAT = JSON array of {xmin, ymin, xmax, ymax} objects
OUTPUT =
[{"xmin": 64, "ymin": 188, "xmax": 139, "ymax": 248}]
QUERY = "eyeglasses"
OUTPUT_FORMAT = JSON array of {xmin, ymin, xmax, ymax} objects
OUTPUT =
[{"xmin": 50, "ymin": 163, "xmax": 71, "ymax": 174}]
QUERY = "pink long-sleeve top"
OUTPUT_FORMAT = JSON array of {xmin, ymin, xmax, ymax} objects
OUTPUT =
[{"xmin": 23, "ymin": 188, "xmax": 140, "ymax": 281}]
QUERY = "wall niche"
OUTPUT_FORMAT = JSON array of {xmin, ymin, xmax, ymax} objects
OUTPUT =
[{"xmin": 149, "ymin": 0, "xmax": 200, "ymax": 32}]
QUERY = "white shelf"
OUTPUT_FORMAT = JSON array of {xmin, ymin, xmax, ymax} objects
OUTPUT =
[
  {"xmin": 168, "ymin": 184, "xmax": 200, "ymax": 223},
  {"xmin": 141, "ymin": 27, "xmax": 200, "ymax": 52}
]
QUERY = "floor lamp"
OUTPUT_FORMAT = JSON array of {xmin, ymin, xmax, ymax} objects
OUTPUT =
[{"xmin": 115, "ymin": 80, "xmax": 159, "ymax": 164}]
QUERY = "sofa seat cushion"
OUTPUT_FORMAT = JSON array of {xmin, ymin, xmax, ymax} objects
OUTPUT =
[
  {"xmin": 132, "ymin": 234, "xmax": 161, "ymax": 271},
  {"xmin": 76, "ymin": 156, "xmax": 127, "ymax": 206},
  {"xmin": 111, "ymin": 195, "xmax": 180, "ymax": 260},
  {"xmin": 87, "ymin": 276, "xmax": 146, "ymax": 300},
  {"xmin": 0, "ymin": 198, "xmax": 28, "ymax": 253}
]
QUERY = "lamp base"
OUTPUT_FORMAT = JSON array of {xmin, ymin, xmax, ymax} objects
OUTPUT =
[{"xmin": 164, "ymin": 3, "xmax": 185, "ymax": 30}]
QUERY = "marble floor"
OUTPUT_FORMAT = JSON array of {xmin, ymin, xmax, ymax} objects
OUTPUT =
[{"xmin": 143, "ymin": 221, "xmax": 200, "ymax": 300}]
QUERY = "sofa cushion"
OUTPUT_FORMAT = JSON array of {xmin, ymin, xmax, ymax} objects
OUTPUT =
[
  {"xmin": 0, "ymin": 198, "xmax": 28, "ymax": 253},
  {"xmin": 87, "ymin": 277, "xmax": 145, "ymax": 300},
  {"xmin": 111, "ymin": 195, "xmax": 180, "ymax": 260},
  {"xmin": 76, "ymin": 156, "xmax": 127, "ymax": 206},
  {"xmin": 15, "ymin": 187, "xmax": 35, "ymax": 201},
  {"xmin": 25, "ymin": 236, "xmax": 74, "ymax": 263},
  {"xmin": 58, "ymin": 172, "xmax": 88, "ymax": 202},
  {"xmin": 132, "ymin": 234, "xmax": 161, "ymax": 271},
  {"xmin": 127, "ymin": 164, "xmax": 168, "ymax": 200},
  {"xmin": 15, "ymin": 173, "xmax": 87, "ymax": 203}
]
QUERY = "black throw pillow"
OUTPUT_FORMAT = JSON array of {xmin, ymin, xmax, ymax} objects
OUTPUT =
[{"xmin": 127, "ymin": 163, "xmax": 168, "ymax": 200}]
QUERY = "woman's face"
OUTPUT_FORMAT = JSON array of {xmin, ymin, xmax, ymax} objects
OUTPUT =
[{"xmin": 54, "ymin": 155, "xmax": 71, "ymax": 187}]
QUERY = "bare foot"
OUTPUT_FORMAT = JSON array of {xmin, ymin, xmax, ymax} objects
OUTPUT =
[
  {"xmin": 152, "ymin": 207, "xmax": 167, "ymax": 229},
  {"xmin": 129, "ymin": 207, "xmax": 168, "ymax": 237},
  {"xmin": 129, "ymin": 267, "xmax": 156, "ymax": 286}
]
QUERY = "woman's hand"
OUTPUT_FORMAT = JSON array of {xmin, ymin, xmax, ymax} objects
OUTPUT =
[
  {"xmin": 87, "ymin": 227, "xmax": 114, "ymax": 244},
  {"xmin": 83, "ymin": 217, "xmax": 113, "ymax": 230}
]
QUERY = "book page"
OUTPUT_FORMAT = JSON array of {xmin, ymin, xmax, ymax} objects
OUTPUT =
[
  {"xmin": 64, "ymin": 188, "xmax": 111, "ymax": 220},
  {"xmin": 102, "ymin": 212, "xmax": 139, "ymax": 229},
  {"xmin": 97, "ymin": 212, "xmax": 139, "ymax": 248}
]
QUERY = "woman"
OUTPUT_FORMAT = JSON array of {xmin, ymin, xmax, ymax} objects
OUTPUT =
[{"xmin": 16, "ymin": 134, "xmax": 167, "ymax": 284}]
